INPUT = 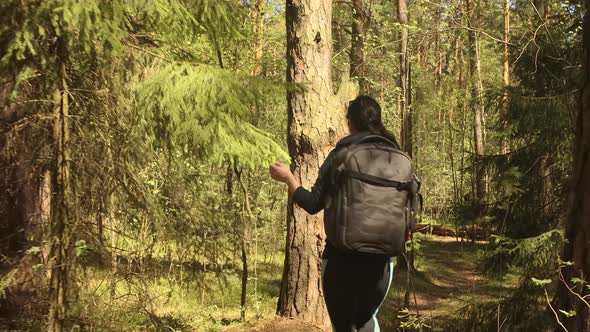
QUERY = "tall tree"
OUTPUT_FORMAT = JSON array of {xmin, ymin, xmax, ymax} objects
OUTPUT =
[
  {"xmin": 278, "ymin": 0, "xmax": 356, "ymax": 326},
  {"xmin": 554, "ymin": 1, "xmax": 590, "ymax": 329},
  {"xmin": 466, "ymin": 0, "xmax": 486, "ymax": 211},
  {"xmin": 47, "ymin": 37, "xmax": 72, "ymax": 332},
  {"xmin": 251, "ymin": 0, "xmax": 266, "ymax": 77},
  {"xmin": 350, "ymin": 0, "xmax": 366, "ymax": 92},
  {"xmin": 501, "ymin": 0, "xmax": 510, "ymax": 154},
  {"xmin": 1, "ymin": 1, "xmax": 289, "ymax": 329},
  {"xmin": 398, "ymin": 0, "xmax": 412, "ymax": 157}
]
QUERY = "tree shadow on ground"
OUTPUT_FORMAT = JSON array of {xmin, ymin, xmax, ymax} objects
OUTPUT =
[{"xmin": 378, "ymin": 236, "xmax": 518, "ymax": 331}]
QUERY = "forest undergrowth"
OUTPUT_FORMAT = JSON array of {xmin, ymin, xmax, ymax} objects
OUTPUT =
[
  {"xmin": 226, "ymin": 233, "xmax": 522, "ymax": 332},
  {"xmin": 1, "ymin": 0, "xmax": 586, "ymax": 329},
  {"xmin": 8, "ymin": 232, "xmax": 522, "ymax": 332}
]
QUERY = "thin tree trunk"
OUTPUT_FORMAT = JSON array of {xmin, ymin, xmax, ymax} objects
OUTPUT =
[
  {"xmin": 501, "ymin": 0, "xmax": 510, "ymax": 154},
  {"xmin": 235, "ymin": 167, "xmax": 249, "ymax": 322},
  {"xmin": 554, "ymin": 2, "xmax": 590, "ymax": 329},
  {"xmin": 407, "ymin": 62, "xmax": 414, "ymax": 159},
  {"xmin": 448, "ymin": 110, "xmax": 459, "ymax": 203},
  {"xmin": 237, "ymin": 167, "xmax": 259, "ymax": 321},
  {"xmin": 333, "ymin": 9, "xmax": 347, "ymax": 82},
  {"xmin": 240, "ymin": 228, "xmax": 248, "ymax": 321},
  {"xmin": 434, "ymin": 0, "xmax": 442, "ymax": 87},
  {"xmin": 48, "ymin": 39, "xmax": 71, "ymax": 332},
  {"xmin": 398, "ymin": 0, "xmax": 411, "ymax": 157},
  {"xmin": 459, "ymin": 36, "xmax": 467, "ymax": 200},
  {"xmin": 350, "ymin": 0, "xmax": 366, "ymax": 92},
  {"xmin": 278, "ymin": 0, "xmax": 356, "ymax": 327},
  {"xmin": 396, "ymin": 0, "xmax": 413, "ymax": 297},
  {"xmin": 250, "ymin": 0, "xmax": 265, "ymax": 123},
  {"xmin": 251, "ymin": 0, "xmax": 265, "ymax": 78},
  {"xmin": 466, "ymin": 0, "xmax": 486, "ymax": 214}
]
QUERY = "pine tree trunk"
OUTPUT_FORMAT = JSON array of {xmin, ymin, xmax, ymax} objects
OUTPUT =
[
  {"xmin": 396, "ymin": 0, "xmax": 413, "ymax": 284},
  {"xmin": 554, "ymin": 2, "xmax": 590, "ymax": 329},
  {"xmin": 434, "ymin": 0, "xmax": 442, "ymax": 87},
  {"xmin": 48, "ymin": 40, "xmax": 71, "ymax": 332},
  {"xmin": 350, "ymin": 0, "xmax": 366, "ymax": 92},
  {"xmin": 466, "ymin": 0, "xmax": 486, "ymax": 214},
  {"xmin": 398, "ymin": 0, "xmax": 411, "ymax": 157},
  {"xmin": 278, "ymin": 0, "xmax": 357, "ymax": 326},
  {"xmin": 459, "ymin": 34, "xmax": 468, "ymax": 200},
  {"xmin": 251, "ymin": 0, "xmax": 265, "ymax": 77},
  {"xmin": 0, "ymin": 84, "xmax": 48, "ymax": 318},
  {"xmin": 240, "ymin": 237, "xmax": 248, "ymax": 321},
  {"xmin": 501, "ymin": 0, "xmax": 510, "ymax": 154}
]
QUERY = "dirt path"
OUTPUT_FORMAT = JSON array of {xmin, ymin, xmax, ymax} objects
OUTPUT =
[
  {"xmin": 377, "ymin": 235, "xmax": 518, "ymax": 331},
  {"xmin": 222, "ymin": 317, "xmax": 324, "ymax": 332},
  {"xmin": 225, "ymin": 236, "xmax": 516, "ymax": 331}
]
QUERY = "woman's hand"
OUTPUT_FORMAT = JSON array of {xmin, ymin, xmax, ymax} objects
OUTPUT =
[
  {"xmin": 269, "ymin": 162, "xmax": 292, "ymax": 183},
  {"xmin": 269, "ymin": 162, "xmax": 300, "ymax": 193}
]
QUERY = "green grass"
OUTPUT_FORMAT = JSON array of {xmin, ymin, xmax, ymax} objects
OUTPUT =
[
  {"xmin": 56, "ymin": 234, "xmax": 522, "ymax": 331},
  {"xmin": 75, "ymin": 253, "xmax": 285, "ymax": 331}
]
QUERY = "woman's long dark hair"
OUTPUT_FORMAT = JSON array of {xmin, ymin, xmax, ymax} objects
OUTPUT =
[{"xmin": 346, "ymin": 95, "xmax": 400, "ymax": 148}]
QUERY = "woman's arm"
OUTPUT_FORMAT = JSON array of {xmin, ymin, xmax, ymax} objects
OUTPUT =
[
  {"xmin": 269, "ymin": 155, "xmax": 333, "ymax": 215},
  {"xmin": 269, "ymin": 162, "xmax": 301, "ymax": 194}
]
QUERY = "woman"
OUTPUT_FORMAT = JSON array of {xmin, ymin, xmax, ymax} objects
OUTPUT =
[{"xmin": 269, "ymin": 96, "xmax": 399, "ymax": 332}]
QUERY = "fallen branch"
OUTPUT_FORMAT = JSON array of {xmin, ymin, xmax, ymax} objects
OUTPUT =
[{"xmin": 415, "ymin": 223, "xmax": 489, "ymax": 241}]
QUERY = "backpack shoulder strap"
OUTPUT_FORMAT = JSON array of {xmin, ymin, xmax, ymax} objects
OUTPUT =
[{"xmin": 356, "ymin": 135, "xmax": 399, "ymax": 148}]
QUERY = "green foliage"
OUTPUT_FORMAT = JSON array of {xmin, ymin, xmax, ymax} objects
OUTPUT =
[
  {"xmin": 440, "ymin": 282, "xmax": 552, "ymax": 332},
  {"xmin": 1, "ymin": 0, "xmax": 289, "ymax": 329},
  {"xmin": 531, "ymin": 277, "xmax": 552, "ymax": 287},
  {"xmin": 559, "ymin": 309, "xmax": 576, "ymax": 318},
  {"xmin": 74, "ymin": 239, "xmax": 88, "ymax": 257},
  {"xmin": 455, "ymin": 229, "xmax": 564, "ymax": 330},
  {"xmin": 1, "ymin": 0, "xmax": 585, "ymax": 330},
  {"xmin": 133, "ymin": 0, "xmax": 245, "ymax": 46},
  {"xmin": 479, "ymin": 229, "xmax": 563, "ymax": 278},
  {"xmin": 135, "ymin": 63, "xmax": 289, "ymax": 167},
  {"xmin": 0, "ymin": 269, "xmax": 17, "ymax": 300},
  {"xmin": 0, "ymin": 0, "xmax": 126, "ymax": 67},
  {"xmin": 25, "ymin": 246, "xmax": 42, "ymax": 256},
  {"xmin": 405, "ymin": 238, "xmax": 422, "ymax": 253}
]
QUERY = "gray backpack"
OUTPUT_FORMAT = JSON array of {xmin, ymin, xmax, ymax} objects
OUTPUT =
[{"xmin": 324, "ymin": 135, "xmax": 420, "ymax": 256}]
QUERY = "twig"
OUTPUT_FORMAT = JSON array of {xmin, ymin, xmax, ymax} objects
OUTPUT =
[
  {"xmin": 126, "ymin": 43, "xmax": 174, "ymax": 64},
  {"xmin": 558, "ymin": 268, "xmax": 590, "ymax": 308},
  {"xmin": 527, "ymin": 0, "xmax": 553, "ymax": 42},
  {"xmin": 1, "ymin": 113, "xmax": 55, "ymax": 135},
  {"xmin": 545, "ymin": 288, "xmax": 569, "ymax": 332}
]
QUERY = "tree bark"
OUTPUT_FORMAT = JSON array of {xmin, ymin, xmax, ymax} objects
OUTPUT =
[
  {"xmin": 240, "ymin": 233, "xmax": 248, "ymax": 321},
  {"xmin": 501, "ymin": 0, "xmax": 510, "ymax": 154},
  {"xmin": 554, "ymin": 1, "xmax": 590, "ymax": 329},
  {"xmin": 0, "ymin": 94, "xmax": 48, "ymax": 318},
  {"xmin": 434, "ymin": 0, "xmax": 442, "ymax": 87},
  {"xmin": 466, "ymin": 0, "xmax": 486, "ymax": 213},
  {"xmin": 251, "ymin": 0, "xmax": 265, "ymax": 77},
  {"xmin": 48, "ymin": 39, "xmax": 71, "ymax": 332},
  {"xmin": 278, "ymin": 0, "xmax": 357, "ymax": 326},
  {"xmin": 350, "ymin": 0, "xmax": 366, "ymax": 92},
  {"xmin": 398, "ymin": 0, "xmax": 412, "ymax": 157}
]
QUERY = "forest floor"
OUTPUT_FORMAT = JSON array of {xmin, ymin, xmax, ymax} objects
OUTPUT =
[
  {"xmin": 224, "ymin": 234, "xmax": 520, "ymax": 332},
  {"xmin": 6, "ymin": 234, "xmax": 520, "ymax": 331}
]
